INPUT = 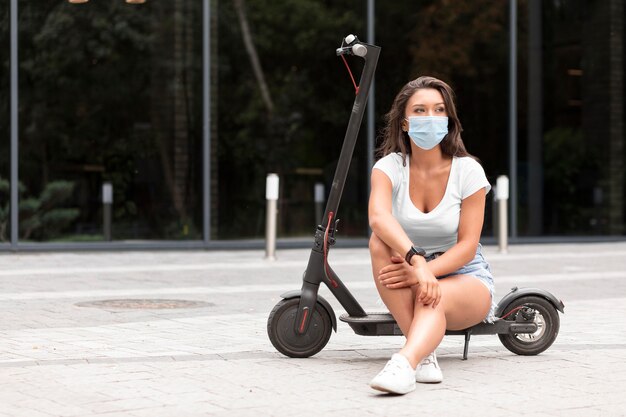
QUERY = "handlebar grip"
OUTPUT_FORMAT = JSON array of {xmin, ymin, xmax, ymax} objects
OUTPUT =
[
  {"xmin": 351, "ymin": 44, "xmax": 367, "ymax": 57},
  {"xmin": 336, "ymin": 34, "xmax": 369, "ymax": 57}
]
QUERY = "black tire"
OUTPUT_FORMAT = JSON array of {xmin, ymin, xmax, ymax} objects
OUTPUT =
[
  {"xmin": 267, "ymin": 297, "xmax": 332, "ymax": 358},
  {"xmin": 498, "ymin": 295, "xmax": 560, "ymax": 356}
]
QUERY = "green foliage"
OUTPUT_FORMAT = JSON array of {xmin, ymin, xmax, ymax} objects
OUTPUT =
[
  {"xmin": 11, "ymin": 1, "xmax": 204, "ymax": 241},
  {"xmin": 0, "ymin": 177, "xmax": 79, "ymax": 241},
  {"xmin": 543, "ymin": 127, "xmax": 600, "ymax": 233},
  {"xmin": 544, "ymin": 127, "xmax": 587, "ymax": 195},
  {"xmin": 0, "ymin": 1, "xmax": 549, "ymax": 240},
  {"xmin": 217, "ymin": 0, "xmax": 366, "ymax": 237},
  {"xmin": 216, "ymin": 0, "xmax": 511, "ymax": 237}
]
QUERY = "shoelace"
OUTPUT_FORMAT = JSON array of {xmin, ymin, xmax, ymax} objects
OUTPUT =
[{"xmin": 382, "ymin": 358, "xmax": 407, "ymax": 376}]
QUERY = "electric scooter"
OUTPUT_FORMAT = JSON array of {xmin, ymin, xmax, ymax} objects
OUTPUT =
[{"xmin": 267, "ymin": 35, "xmax": 564, "ymax": 360}]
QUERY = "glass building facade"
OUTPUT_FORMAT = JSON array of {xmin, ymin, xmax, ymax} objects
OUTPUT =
[{"xmin": 1, "ymin": 0, "xmax": 624, "ymax": 251}]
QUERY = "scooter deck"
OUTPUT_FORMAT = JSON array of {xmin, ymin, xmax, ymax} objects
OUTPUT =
[
  {"xmin": 339, "ymin": 312, "xmax": 537, "ymax": 337},
  {"xmin": 339, "ymin": 312, "xmax": 403, "ymax": 336}
]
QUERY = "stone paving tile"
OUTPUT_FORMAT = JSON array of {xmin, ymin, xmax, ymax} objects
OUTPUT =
[{"xmin": 1, "ymin": 244, "xmax": 626, "ymax": 416}]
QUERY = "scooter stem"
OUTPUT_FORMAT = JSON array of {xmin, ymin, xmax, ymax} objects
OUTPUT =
[
  {"xmin": 295, "ymin": 37, "xmax": 380, "ymax": 335},
  {"xmin": 322, "ymin": 40, "xmax": 380, "ymax": 228}
]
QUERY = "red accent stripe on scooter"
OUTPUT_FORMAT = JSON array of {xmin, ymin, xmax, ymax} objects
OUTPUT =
[{"xmin": 299, "ymin": 308, "xmax": 309, "ymax": 333}]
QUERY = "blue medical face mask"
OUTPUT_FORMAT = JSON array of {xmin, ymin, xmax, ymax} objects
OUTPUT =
[{"xmin": 405, "ymin": 116, "xmax": 449, "ymax": 150}]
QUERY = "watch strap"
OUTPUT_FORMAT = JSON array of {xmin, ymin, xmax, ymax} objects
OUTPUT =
[{"xmin": 405, "ymin": 245, "xmax": 426, "ymax": 264}]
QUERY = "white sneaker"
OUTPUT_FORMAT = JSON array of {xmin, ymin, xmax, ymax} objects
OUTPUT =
[
  {"xmin": 415, "ymin": 351, "xmax": 443, "ymax": 383},
  {"xmin": 369, "ymin": 353, "xmax": 416, "ymax": 394}
]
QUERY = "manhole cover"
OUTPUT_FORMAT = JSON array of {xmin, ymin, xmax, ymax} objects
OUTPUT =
[{"xmin": 75, "ymin": 299, "xmax": 214, "ymax": 310}]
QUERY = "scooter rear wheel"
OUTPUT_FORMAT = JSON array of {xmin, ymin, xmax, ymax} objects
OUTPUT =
[
  {"xmin": 267, "ymin": 297, "xmax": 332, "ymax": 358},
  {"xmin": 498, "ymin": 295, "xmax": 560, "ymax": 356}
]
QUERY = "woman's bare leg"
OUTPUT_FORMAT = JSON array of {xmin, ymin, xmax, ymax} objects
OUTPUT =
[
  {"xmin": 399, "ymin": 301, "xmax": 446, "ymax": 368},
  {"xmin": 437, "ymin": 275, "xmax": 491, "ymax": 330},
  {"xmin": 370, "ymin": 233, "xmax": 492, "ymax": 368},
  {"xmin": 369, "ymin": 233, "xmax": 416, "ymax": 336},
  {"xmin": 400, "ymin": 275, "xmax": 491, "ymax": 367}
]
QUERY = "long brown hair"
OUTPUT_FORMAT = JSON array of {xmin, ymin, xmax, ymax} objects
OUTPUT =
[{"xmin": 377, "ymin": 76, "xmax": 472, "ymax": 163}]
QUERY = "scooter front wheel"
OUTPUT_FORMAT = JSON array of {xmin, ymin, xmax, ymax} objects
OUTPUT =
[
  {"xmin": 498, "ymin": 295, "xmax": 560, "ymax": 356},
  {"xmin": 267, "ymin": 297, "xmax": 332, "ymax": 358}
]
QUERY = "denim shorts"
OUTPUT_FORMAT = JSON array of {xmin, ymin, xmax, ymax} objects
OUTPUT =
[{"xmin": 428, "ymin": 244, "xmax": 496, "ymax": 323}]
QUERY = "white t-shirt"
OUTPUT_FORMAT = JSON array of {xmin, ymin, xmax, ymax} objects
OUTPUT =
[{"xmin": 373, "ymin": 153, "xmax": 491, "ymax": 255}]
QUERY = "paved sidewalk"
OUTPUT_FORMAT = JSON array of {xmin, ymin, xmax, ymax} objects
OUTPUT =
[{"xmin": 1, "ymin": 242, "xmax": 626, "ymax": 416}]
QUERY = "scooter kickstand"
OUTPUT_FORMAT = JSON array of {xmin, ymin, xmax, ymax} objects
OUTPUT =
[{"xmin": 462, "ymin": 331, "xmax": 471, "ymax": 360}]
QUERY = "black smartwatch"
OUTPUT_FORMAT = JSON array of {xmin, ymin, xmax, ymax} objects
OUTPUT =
[{"xmin": 405, "ymin": 245, "xmax": 426, "ymax": 264}]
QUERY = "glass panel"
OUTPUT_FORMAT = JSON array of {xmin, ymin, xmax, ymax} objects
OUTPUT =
[
  {"xmin": 0, "ymin": 2, "xmax": 9, "ymax": 244},
  {"xmin": 215, "ymin": 0, "xmax": 365, "ymax": 239},
  {"xmin": 382, "ymin": 2, "xmax": 510, "ymax": 238},
  {"xmin": 519, "ymin": 0, "xmax": 625, "ymax": 235},
  {"xmin": 215, "ymin": 1, "xmax": 510, "ymax": 239},
  {"xmin": 18, "ymin": 0, "xmax": 203, "ymax": 242}
]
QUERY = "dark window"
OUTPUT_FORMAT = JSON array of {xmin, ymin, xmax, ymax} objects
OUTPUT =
[
  {"xmin": 18, "ymin": 0, "xmax": 203, "ymax": 242},
  {"xmin": 0, "ymin": 2, "xmax": 10, "ymax": 243}
]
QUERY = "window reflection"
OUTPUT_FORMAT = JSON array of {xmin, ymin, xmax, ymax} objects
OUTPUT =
[
  {"xmin": 2, "ymin": 0, "xmax": 624, "ymax": 246},
  {"xmin": 18, "ymin": 0, "xmax": 202, "ymax": 242},
  {"xmin": 0, "ymin": 3, "xmax": 9, "ymax": 243}
]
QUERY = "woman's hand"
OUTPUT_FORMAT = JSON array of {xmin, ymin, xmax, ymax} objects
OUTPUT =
[
  {"xmin": 378, "ymin": 255, "xmax": 418, "ymax": 288},
  {"xmin": 378, "ymin": 255, "xmax": 441, "ymax": 308},
  {"xmin": 413, "ymin": 264, "xmax": 441, "ymax": 308}
]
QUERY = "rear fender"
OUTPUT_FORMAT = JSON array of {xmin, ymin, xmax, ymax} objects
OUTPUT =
[{"xmin": 495, "ymin": 287, "xmax": 565, "ymax": 317}]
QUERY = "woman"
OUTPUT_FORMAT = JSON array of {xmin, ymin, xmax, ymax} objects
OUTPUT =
[{"xmin": 368, "ymin": 76, "xmax": 495, "ymax": 394}]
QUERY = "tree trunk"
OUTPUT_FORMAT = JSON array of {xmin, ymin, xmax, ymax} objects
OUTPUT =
[{"xmin": 232, "ymin": 0, "xmax": 274, "ymax": 115}]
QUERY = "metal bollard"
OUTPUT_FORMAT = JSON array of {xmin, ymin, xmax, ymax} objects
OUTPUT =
[
  {"xmin": 314, "ymin": 182, "xmax": 325, "ymax": 224},
  {"xmin": 265, "ymin": 173, "xmax": 279, "ymax": 260},
  {"xmin": 102, "ymin": 182, "xmax": 113, "ymax": 241},
  {"xmin": 496, "ymin": 175, "xmax": 509, "ymax": 253}
]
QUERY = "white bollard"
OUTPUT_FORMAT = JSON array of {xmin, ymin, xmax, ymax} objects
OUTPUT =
[
  {"xmin": 102, "ymin": 182, "xmax": 113, "ymax": 241},
  {"xmin": 314, "ymin": 182, "xmax": 325, "ymax": 224},
  {"xmin": 265, "ymin": 173, "xmax": 279, "ymax": 260},
  {"xmin": 496, "ymin": 175, "xmax": 509, "ymax": 253}
]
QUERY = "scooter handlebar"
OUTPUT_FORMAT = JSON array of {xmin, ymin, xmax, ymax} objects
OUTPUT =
[{"xmin": 335, "ymin": 34, "xmax": 368, "ymax": 57}]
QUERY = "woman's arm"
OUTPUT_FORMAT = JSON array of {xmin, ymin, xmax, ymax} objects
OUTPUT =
[
  {"xmin": 368, "ymin": 169, "xmax": 414, "ymax": 258},
  {"xmin": 376, "ymin": 187, "xmax": 487, "ymax": 300},
  {"xmin": 426, "ymin": 188, "xmax": 487, "ymax": 277},
  {"xmin": 369, "ymin": 169, "xmax": 487, "ymax": 272},
  {"xmin": 370, "ymin": 169, "xmax": 440, "ymax": 306}
]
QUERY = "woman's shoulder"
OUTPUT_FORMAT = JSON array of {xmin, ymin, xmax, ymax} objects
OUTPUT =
[
  {"xmin": 377, "ymin": 152, "xmax": 405, "ymax": 163},
  {"xmin": 373, "ymin": 152, "xmax": 406, "ymax": 185},
  {"xmin": 374, "ymin": 152, "xmax": 406, "ymax": 169},
  {"xmin": 454, "ymin": 156, "xmax": 485, "ymax": 172}
]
